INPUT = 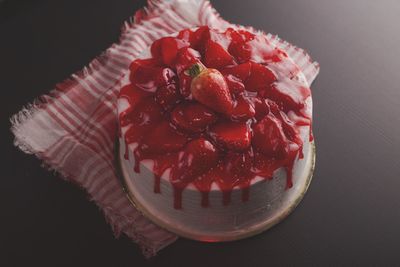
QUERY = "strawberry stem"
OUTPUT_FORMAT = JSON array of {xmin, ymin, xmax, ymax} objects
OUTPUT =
[{"xmin": 187, "ymin": 63, "xmax": 203, "ymax": 77}]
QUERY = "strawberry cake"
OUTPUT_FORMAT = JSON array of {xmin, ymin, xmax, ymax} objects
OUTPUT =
[{"xmin": 117, "ymin": 26, "xmax": 315, "ymax": 240}]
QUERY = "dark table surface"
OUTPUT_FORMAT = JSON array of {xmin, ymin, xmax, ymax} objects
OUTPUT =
[{"xmin": 1, "ymin": 0, "xmax": 400, "ymax": 266}]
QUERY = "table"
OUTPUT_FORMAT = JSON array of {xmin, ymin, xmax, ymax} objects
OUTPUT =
[{"xmin": 1, "ymin": 0, "xmax": 400, "ymax": 266}]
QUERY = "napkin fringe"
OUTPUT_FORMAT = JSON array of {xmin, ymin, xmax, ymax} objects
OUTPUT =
[{"xmin": 11, "ymin": 104, "xmax": 38, "ymax": 154}]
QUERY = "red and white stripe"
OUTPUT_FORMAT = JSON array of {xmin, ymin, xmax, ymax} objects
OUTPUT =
[{"xmin": 11, "ymin": 0, "xmax": 319, "ymax": 257}]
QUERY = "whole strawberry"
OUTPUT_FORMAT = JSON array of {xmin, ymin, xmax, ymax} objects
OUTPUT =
[{"xmin": 188, "ymin": 64, "xmax": 234, "ymax": 114}]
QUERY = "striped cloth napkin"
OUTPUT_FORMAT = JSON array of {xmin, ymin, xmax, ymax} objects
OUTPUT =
[{"xmin": 11, "ymin": 0, "xmax": 319, "ymax": 257}]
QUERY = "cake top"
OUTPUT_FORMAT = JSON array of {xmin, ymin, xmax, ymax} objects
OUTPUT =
[{"xmin": 118, "ymin": 26, "xmax": 312, "ymax": 209}]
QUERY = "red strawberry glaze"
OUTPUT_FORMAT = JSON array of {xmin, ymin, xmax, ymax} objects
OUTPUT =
[{"xmin": 119, "ymin": 26, "xmax": 312, "ymax": 209}]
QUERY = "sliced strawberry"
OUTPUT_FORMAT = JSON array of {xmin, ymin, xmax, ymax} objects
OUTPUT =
[
  {"xmin": 163, "ymin": 37, "xmax": 189, "ymax": 66},
  {"xmin": 140, "ymin": 120, "xmax": 189, "ymax": 156},
  {"xmin": 209, "ymin": 121, "xmax": 251, "ymax": 151},
  {"xmin": 175, "ymin": 47, "xmax": 201, "ymax": 74},
  {"xmin": 192, "ymin": 27, "xmax": 232, "ymax": 54},
  {"xmin": 177, "ymin": 28, "xmax": 193, "ymax": 41},
  {"xmin": 129, "ymin": 97, "xmax": 164, "ymax": 126},
  {"xmin": 221, "ymin": 62, "xmax": 251, "ymax": 82},
  {"xmin": 119, "ymin": 83, "xmax": 152, "ymax": 107},
  {"xmin": 277, "ymin": 111, "xmax": 303, "ymax": 153},
  {"xmin": 224, "ymin": 74, "xmax": 245, "ymax": 94},
  {"xmin": 245, "ymin": 62, "xmax": 276, "ymax": 92},
  {"xmin": 156, "ymin": 68, "xmax": 177, "ymax": 87},
  {"xmin": 190, "ymin": 26, "xmax": 211, "ymax": 52},
  {"xmin": 252, "ymin": 113, "xmax": 288, "ymax": 158},
  {"xmin": 228, "ymin": 29, "xmax": 252, "ymax": 64},
  {"xmin": 204, "ymin": 40, "xmax": 235, "ymax": 69},
  {"xmin": 190, "ymin": 66, "xmax": 234, "ymax": 114},
  {"xmin": 130, "ymin": 59, "xmax": 176, "ymax": 92},
  {"xmin": 161, "ymin": 38, "xmax": 180, "ymax": 66},
  {"xmin": 129, "ymin": 58, "xmax": 159, "ymax": 73},
  {"xmin": 171, "ymin": 102, "xmax": 217, "ymax": 133},
  {"xmin": 179, "ymin": 138, "xmax": 219, "ymax": 180},
  {"xmin": 265, "ymin": 78, "xmax": 310, "ymax": 112},
  {"xmin": 254, "ymin": 110, "xmax": 302, "ymax": 162},
  {"xmin": 226, "ymin": 28, "xmax": 255, "ymax": 43},
  {"xmin": 227, "ymin": 29, "xmax": 256, "ymax": 63},
  {"xmin": 228, "ymin": 42, "xmax": 252, "ymax": 63},
  {"xmin": 251, "ymin": 97, "xmax": 270, "ymax": 120},
  {"xmin": 151, "ymin": 37, "xmax": 188, "ymax": 66},
  {"xmin": 231, "ymin": 95, "xmax": 255, "ymax": 121},
  {"xmin": 150, "ymin": 39, "xmax": 163, "ymax": 61},
  {"xmin": 155, "ymin": 83, "xmax": 182, "ymax": 111}
]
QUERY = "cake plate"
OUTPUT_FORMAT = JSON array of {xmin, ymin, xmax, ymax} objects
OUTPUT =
[{"xmin": 115, "ymin": 139, "xmax": 315, "ymax": 242}]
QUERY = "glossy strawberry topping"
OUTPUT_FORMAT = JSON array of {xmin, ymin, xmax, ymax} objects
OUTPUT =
[{"xmin": 119, "ymin": 26, "xmax": 312, "ymax": 209}]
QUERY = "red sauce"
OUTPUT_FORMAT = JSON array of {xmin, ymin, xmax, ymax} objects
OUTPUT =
[{"xmin": 119, "ymin": 26, "xmax": 312, "ymax": 209}]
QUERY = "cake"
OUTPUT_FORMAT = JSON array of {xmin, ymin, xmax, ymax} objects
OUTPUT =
[{"xmin": 117, "ymin": 26, "xmax": 314, "ymax": 240}]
